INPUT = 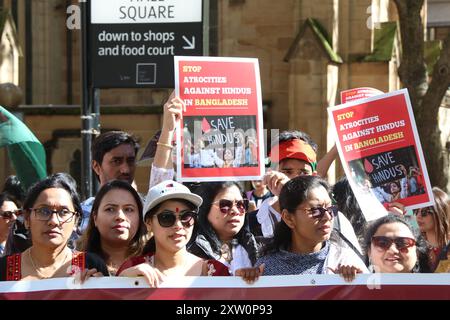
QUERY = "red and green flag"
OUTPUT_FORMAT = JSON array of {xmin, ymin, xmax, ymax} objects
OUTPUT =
[{"xmin": 0, "ymin": 106, "xmax": 47, "ymax": 190}]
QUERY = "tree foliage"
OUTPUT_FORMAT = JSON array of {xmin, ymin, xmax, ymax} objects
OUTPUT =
[{"xmin": 393, "ymin": 0, "xmax": 450, "ymax": 190}]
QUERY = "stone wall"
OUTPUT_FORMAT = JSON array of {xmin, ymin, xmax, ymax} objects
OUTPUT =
[
  {"xmin": 22, "ymin": 112, "xmax": 160, "ymax": 194},
  {"xmin": 31, "ymin": 0, "xmax": 66, "ymax": 104},
  {"xmin": 217, "ymin": 0, "xmax": 297, "ymax": 131},
  {"xmin": 2, "ymin": 0, "xmax": 448, "ymax": 190}
]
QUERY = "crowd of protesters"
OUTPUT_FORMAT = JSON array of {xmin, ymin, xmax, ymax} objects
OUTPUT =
[{"xmin": 0, "ymin": 92, "xmax": 449, "ymax": 286}]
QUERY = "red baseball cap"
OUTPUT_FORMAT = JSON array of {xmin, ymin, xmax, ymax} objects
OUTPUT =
[{"xmin": 269, "ymin": 139, "xmax": 317, "ymax": 169}]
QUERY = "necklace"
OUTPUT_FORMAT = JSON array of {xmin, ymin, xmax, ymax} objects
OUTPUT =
[
  {"xmin": 28, "ymin": 248, "xmax": 71, "ymax": 279},
  {"xmin": 150, "ymin": 255, "xmax": 191, "ymax": 276}
]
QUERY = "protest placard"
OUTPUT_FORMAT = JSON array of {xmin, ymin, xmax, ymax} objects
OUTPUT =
[
  {"xmin": 328, "ymin": 89, "xmax": 434, "ymax": 221},
  {"xmin": 174, "ymin": 56, "xmax": 264, "ymax": 182},
  {"xmin": 340, "ymin": 87, "xmax": 384, "ymax": 104}
]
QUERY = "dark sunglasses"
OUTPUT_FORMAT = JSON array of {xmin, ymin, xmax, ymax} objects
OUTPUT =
[
  {"xmin": 156, "ymin": 210, "xmax": 197, "ymax": 228},
  {"xmin": 0, "ymin": 210, "xmax": 22, "ymax": 219},
  {"xmin": 371, "ymin": 236, "xmax": 416, "ymax": 253},
  {"xmin": 413, "ymin": 207, "xmax": 434, "ymax": 218},
  {"xmin": 306, "ymin": 205, "xmax": 338, "ymax": 220},
  {"xmin": 214, "ymin": 199, "xmax": 248, "ymax": 215}
]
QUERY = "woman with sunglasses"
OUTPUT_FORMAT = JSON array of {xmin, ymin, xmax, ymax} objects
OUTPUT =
[
  {"xmin": 117, "ymin": 180, "xmax": 230, "ymax": 286},
  {"xmin": 414, "ymin": 187, "xmax": 450, "ymax": 272},
  {"xmin": 0, "ymin": 173, "xmax": 108, "ymax": 281},
  {"xmin": 0, "ymin": 193, "xmax": 20, "ymax": 257},
  {"xmin": 188, "ymin": 182, "xmax": 260, "ymax": 278},
  {"xmin": 78, "ymin": 180, "xmax": 148, "ymax": 276},
  {"xmin": 364, "ymin": 214, "xmax": 430, "ymax": 273},
  {"xmin": 2, "ymin": 176, "xmax": 30, "ymax": 256},
  {"xmin": 254, "ymin": 175, "xmax": 368, "ymax": 279}
]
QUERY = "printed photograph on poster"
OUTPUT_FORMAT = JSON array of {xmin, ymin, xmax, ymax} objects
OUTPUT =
[
  {"xmin": 348, "ymin": 146, "xmax": 426, "ymax": 205},
  {"xmin": 328, "ymin": 89, "xmax": 434, "ymax": 221},
  {"xmin": 182, "ymin": 115, "xmax": 258, "ymax": 169},
  {"xmin": 174, "ymin": 56, "xmax": 264, "ymax": 182}
]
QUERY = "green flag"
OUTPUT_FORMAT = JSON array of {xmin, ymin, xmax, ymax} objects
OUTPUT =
[{"xmin": 0, "ymin": 106, "xmax": 47, "ymax": 190}]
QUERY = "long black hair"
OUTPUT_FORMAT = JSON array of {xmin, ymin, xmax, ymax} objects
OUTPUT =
[
  {"xmin": 10, "ymin": 173, "xmax": 81, "ymax": 253},
  {"xmin": 363, "ymin": 214, "xmax": 430, "ymax": 273},
  {"xmin": 79, "ymin": 180, "xmax": 148, "ymax": 261},
  {"xmin": 2, "ymin": 184, "xmax": 27, "ymax": 255},
  {"xmin": 2, "ymin": 175, "xmax": 24, "ymax": 207},
  {"xmin": 332, "ymin": 176, "xmax": 366, "ymax": 246},
  {"xmin": 263, "ymin": 175, "xmax": 330, "ymax": 255},
  {"xmin": 190, "ymin": 181, "xmax": 259, "ymax": 264}
]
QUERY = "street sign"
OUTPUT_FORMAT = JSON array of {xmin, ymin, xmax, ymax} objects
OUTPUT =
[{"xmin": 89, "ymin": 0, "xmax": 203, "ymax": 88}]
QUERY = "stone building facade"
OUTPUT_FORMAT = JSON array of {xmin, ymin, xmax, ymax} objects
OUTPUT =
[{"xmin": 0, "ymin": 0, "xmax": 449, "ymax": 193}]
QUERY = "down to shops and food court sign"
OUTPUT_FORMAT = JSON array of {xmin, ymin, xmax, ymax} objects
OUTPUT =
[{"xmin": 89, "ymin": 0, "xmax": 204, "ymax": 88}]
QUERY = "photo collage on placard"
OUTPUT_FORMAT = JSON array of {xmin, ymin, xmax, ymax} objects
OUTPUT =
[
  {"xmin": 182, "ymin": 115, "xmax": 258, "ymax": 169},
  {"xmin": 348, "ymin": 145, "xmax": 426, "ymax": 205}
]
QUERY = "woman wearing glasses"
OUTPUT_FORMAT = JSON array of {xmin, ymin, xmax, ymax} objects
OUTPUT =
[
  {"xmin": 188, "ymin": 182, "xmax": 260, "ymax": 279},
  {"xmin": 0, "ymin": 174, "xmax": 108, "ymax": 281},
  {"xmin": 414, "ymin": 187, "xmax": 449, "ymax": 272},
  {"xmin": 255, "ymin": 175, "xmax": 368, "ymax": 279},
  {"xmin": 78, "ymin": 180, "xmax": 148, "ymax": 276},
  {"xmin": 117, "ymin": 180, "xmax": 230, "ymax": 286},
  {"xmin": 0, "ymin": 193, "xmax": 20, "ymax": 257},
  {"xmin": 364, "ymin": 214, "xmax": 430, "ymax": 273}
]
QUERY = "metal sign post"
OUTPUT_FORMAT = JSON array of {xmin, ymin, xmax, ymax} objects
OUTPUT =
[
  {"xmin": 80, "ymin": 0, "xmax": 93, "ymax": 199},
  {"xmin": 91, "ymin": 88, "xmax": 101, "ymax": 194}
]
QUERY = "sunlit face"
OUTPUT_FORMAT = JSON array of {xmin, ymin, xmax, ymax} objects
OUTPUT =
[
  {"xmin": 251, "ymin": 180, "xmax": 264, "ymax": 190},
  {"xmin": 224, "ymin": 149, "xmax": 233, "ymax": 161},
  {"xmin": 284, "ymin": 186, "xmax": 333, "ymax": 247},
  {"xmin": 208, "ymin": 185, "xmax": 245, "ymax": 242},
  {"xmin": 148, "ymin": 200, "xmax": 195, "ymax": 253},
  {"xmin": 369, "ymin": 222, "xmax": 417, "ymax": 273},
  {"xmin": 93, "ymin": 144, "xmax": 136, "ymax": 186},
  {"xmin": 415, "ymin": 207, "xmax": 435, "ymax": 234},
  {"xmin": 279, "ymin": 158, "xmax": 313, "ymax": 179},
  {"xmin": 28, "ymin": 188, "xmax": 78, "ymax": 250},
  {"xmin": 0, "ymin": 200, "xmax": 19, "ymax": 238},
  {"xmin": 94, "ymin": 188, "xmax": 140, "ymax": 247},
  {"xmin": 390, "ymin": 182, "xmax": 400, "ymax": 194}
]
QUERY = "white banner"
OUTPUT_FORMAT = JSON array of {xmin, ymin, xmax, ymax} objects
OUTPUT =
[{"xmin": 1, "ymin": 274, "xmax": 450, "ymax": 300}]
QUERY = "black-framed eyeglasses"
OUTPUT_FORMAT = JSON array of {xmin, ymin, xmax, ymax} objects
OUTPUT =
[
  {"xmin": 371, "ymin": 236, "xmax": 416, "ymax": 253},
  {"xmin": 0, "ymin": 209, "xmax": 22, "ymax": 219},
  {"xmin": 30, "ymin": 207, "xmax": 78, "ymax": 224},
  {"xmin": 302, "ymin": 205, "xmax": 338, "ymax": 220},
  {"xmin": 413, "ymin": 207, "xmax": 435, "ymax": 218},
  {"xmin": 156, "ymin": 210, "xmax": 197, "ymax": 228},
  {"xmin": 213, "ymin": 199, "xmax": 248, "ymax": 215}
]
